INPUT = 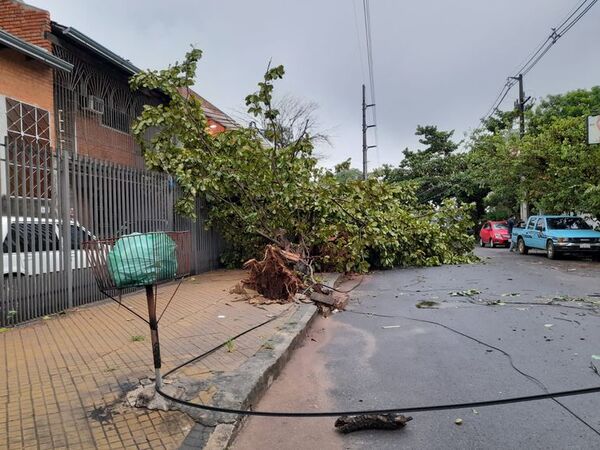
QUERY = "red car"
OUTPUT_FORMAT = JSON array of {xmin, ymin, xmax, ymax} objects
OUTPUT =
[{"xmin": 479, "ymin": 220, "xmax": 511, "ymax": 247}]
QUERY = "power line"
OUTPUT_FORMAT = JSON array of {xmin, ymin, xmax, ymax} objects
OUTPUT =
[
  {"xmin": 558, "ymin": 0, "xmax": 592, "ymax": 30},
  {"xmin": 482, "ymin": 0, "xmax": 598, "ymax": 123},
  {"xmin": 363, "ymin": 0, "xmax": 379, "ymax": 171},
  {"xmin": 363, "ymin": 0, "xmax": 375, "ymax": 102},
  {"xmin": 559, "ymin": 0, "xmax": 598, "ymax": 35},
  {"xmin": 352, "ymin": 0, "xmax": 368, "ymax": 84}
]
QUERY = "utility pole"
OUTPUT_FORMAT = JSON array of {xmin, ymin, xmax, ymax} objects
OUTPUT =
[
  {"xmin": 511, "ymin": 74, "xmax": 531, "ymax": 219},
  {"xmin": 362, "ymin": 84, "xmax": 376, "ymax": 180},
  {"xmin": 516, "ymin": 74, "xmax": 526, "ymax": 138}
]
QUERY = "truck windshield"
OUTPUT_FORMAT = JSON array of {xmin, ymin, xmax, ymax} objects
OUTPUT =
[
  {"xmin": 493, "ymin": 223, "xmax": 508, "ymax": 230},
  {"xmin": 546, "ymin": 217, "xmax": 591, "ymax": 230}
]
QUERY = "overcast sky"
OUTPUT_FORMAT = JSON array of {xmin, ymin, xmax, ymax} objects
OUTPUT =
[{"xmin": 28, "ymin": 0, "xmax": 600, "ymax": 169}]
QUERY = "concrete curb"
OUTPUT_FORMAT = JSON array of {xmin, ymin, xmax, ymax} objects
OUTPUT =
[{"xmin": 179, "ymin": 302, "xmax": 319, "ymax": 449}]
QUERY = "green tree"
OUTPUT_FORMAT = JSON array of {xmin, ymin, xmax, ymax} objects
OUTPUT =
[
  {"xmin": 379, "ymin": 125, "xmax": 487, "ymax": 218},
  {"xmin": 130, "ymin": 49, "xmax": 476, "ymax": 272},
  {"xmin": 466, "ymin": 86, "xmax": 600, "ymax": 220},
  {"xmin": 333, "ymin": 158, "xmax": 362, "ymax": 183},
  {"xmin": 466, "ymin": 129, "xmax": 521, "ymax": 218},
  {"xmin": 528, "ymin": 86, "xmax": 600, "ymax": 135},
  {"xmin": 518, "ymin": 116, "xmax": 600, "ymax": 217}
]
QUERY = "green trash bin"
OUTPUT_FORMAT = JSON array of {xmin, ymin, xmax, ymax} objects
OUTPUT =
[{"xmin": 107, "ymin": 232, "xmax": 178, "ymax": 288}]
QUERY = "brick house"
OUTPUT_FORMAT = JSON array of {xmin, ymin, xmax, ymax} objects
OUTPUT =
[
  {"xmin": 0, "ymin": 0, "xmax": 236, "ymax": 173},
  {"xmin": 0, "ymin": 0, "xmax": 70, "ymax": 199}
]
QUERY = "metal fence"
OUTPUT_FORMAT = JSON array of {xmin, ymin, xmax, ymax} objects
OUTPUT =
[{"xmin": 0, "ymin": 139, "xmax": 223, "ymax": 326}]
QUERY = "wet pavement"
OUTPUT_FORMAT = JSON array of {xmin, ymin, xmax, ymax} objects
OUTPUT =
[{"xmin": 234, "ymin": 247, "xmax": 600, "ymax": 449}]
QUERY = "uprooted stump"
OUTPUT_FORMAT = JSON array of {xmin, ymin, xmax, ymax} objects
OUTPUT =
[
  {"xmin": 243, "ymin": 245, "xmax": 304, "ymax": 302},
  {"xmin": 334, "ymin": 414, "xmax": 413, "ymax": 434}
]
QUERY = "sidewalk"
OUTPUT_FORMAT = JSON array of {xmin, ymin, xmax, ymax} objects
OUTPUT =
[{"xmin": 0, "ymin": 270, "xmax": 303, "ymax": 449}]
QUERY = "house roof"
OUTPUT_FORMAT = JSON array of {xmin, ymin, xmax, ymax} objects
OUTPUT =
[
  {"xmin": 51, "ymin": 22, "xmax": 139, "ymax": 75},
  {"xmin": 50, "ymin": 22, "xmax": 236, "ymax": 129},
  {"xmin": 180, "ymin": 87, "xmax": 238, "ymax": 129},
  {"xmin": 0, "ymin": 27, "xmax": 72, "ymax": 72}
]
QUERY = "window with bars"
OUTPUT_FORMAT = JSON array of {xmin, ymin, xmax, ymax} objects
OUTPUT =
[
  {"xmin": 5, "ymin": 98, "xmax": 53, "ymax": 198},
  {"xmin": 101, "ymin": 105, "xmax": 132, "ymax": 133},
  {"xmin": 6, "ymin": 98, "xmax": 51, "ymax": 148}
]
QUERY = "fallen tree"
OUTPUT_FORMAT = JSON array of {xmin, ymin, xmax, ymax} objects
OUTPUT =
[
  {"xmin": 131, "ymin": 49, "xmax": 476, "ymax": 301},
  {"xmin": 242, "ymin": 245, "xmax": 303, "ymax": 301}
]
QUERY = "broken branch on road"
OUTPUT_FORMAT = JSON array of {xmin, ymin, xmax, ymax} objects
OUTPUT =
[{"xmin": 334, "ymin": 414, "xmax": 412, "ymax": 433}]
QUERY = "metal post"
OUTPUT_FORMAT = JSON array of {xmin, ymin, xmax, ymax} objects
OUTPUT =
[
  {"xmin": 145, "ymin": 284, "xmax": 162, "ymax": 388},
  {"xmin": 362, "ymin": 84, "xmax": 376, "ymax": 180},
  {"xmin": 517, "ymin": 74, "xmax": 525, "ymax": 139},
  {"xmin": 362, "ymin": 84, "xmax": 367, "ymax": 180},
  {"xmin": 512, "ymin": 74, "xmax": 529, "ymax": 219},
  {"xmin": 60, "ymin": 150, "xmax": 73, "ymax": 309}
]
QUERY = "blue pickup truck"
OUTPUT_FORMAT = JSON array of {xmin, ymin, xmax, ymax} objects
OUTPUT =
[{"xmin": 512, "ymin": 215, "xmax": 600, "ymax": 260}]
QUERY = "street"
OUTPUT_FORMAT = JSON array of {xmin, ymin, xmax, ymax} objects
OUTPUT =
[{"xmin": 233, "ymin": 247, "xmax": 600, "ymax": 449}]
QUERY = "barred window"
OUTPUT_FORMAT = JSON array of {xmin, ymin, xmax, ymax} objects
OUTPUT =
[
  {"xmin": 101, "ymin": 105, "xmax": 131, "ymax": 133},
  {"xmin": 6, "ymin": 98, "xmax": 51, "ymax": 148},
  {"xmin": 5, "ymin": 98, "xmax": 53, "ymax": 198}
]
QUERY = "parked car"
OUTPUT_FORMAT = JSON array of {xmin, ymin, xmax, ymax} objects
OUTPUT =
[
  {"xmin": 479, "ymin": 220, "xmax": 511, "ymax": 247},
  {"xmin": 116, "ymin": 219, "xmax": 169, "ymax": 236},
  {"xmin": 2, "ymin": 216, "xmax": 93, "ymax": 277},
  {"xmin": 511, "ymin": 215, "xmax": 600, "ymax": 260}
]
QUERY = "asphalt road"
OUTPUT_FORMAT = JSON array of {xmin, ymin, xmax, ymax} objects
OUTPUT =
[{"xmin": 233, "ymin": 247, "xmax": 600, "ymax": 450}]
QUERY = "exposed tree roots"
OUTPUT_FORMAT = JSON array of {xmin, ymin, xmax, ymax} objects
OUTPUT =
[{"xmin": 242, "ymin": 245, "xmax": 304, "ymax": 302}]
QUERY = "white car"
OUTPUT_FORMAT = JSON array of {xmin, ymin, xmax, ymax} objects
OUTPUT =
[{"xmin": 2, "ymin": 216, "xmax": 93, "ymax": 277}]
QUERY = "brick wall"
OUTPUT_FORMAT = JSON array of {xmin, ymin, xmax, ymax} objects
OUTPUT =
[
  {"xmin": 0, "ymin": 0, "xmax": 51, "ymax": 51},
  {"xmin": 0, "ymin": 49, "xmax": 54, "ymax": 143},
  {"xmin": 75, "ymin": 113, "xmax": 143, "ymax": 167},
  {"xmin": 0, "ymin": 0, "xmax": 54, "ymax": 144}
]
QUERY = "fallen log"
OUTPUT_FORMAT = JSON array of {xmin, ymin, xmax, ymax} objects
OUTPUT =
[
  {"xmin": 334, "ymin": 414, "xmax": 412, "ymax": 434},
  {"xmin": 310, "ymin": 291, "xmax": 336, "ymax": 306}
]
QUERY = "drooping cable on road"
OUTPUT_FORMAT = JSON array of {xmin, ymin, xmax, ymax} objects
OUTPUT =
[
  {"xmin": 347, "ymin": 309, "xmax": 600, "ymax": 435},
  {"xmin": 157, "ymin": 369, "xmax": 600, "ymax": 418},
  {"xmin": 155, "ymin": 306, "xmax": 600, "ymax": 421}
]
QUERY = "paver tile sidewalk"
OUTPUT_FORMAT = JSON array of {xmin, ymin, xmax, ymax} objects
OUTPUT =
[{"xmin": 0, "ymin": 270, "xmax": 295, "ymax": 449}]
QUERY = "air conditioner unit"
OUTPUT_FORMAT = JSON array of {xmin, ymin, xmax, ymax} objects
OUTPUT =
[{"xmin": 84, "ymin": 95, "xmax": 105, "ymax": 115}]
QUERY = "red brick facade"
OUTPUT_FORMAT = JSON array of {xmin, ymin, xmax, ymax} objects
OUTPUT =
[
  {"xmin": 0, "ymin": 1, "xmax": 54, "ymax": 144},
  {"xmin": 0, "ymin": 0, "xmax": 51, "ymax": 51},
  {"xmin": 75, "ymin": 114, "xmax": 142, "ymax": 167},
  {"xmin": 0, "ymin": 49, "xmax": 54, "ymax": 115}
]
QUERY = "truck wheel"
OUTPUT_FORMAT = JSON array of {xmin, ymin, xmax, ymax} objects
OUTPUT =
[
  {"xmin": 546, "ymin": 241, "xmax": 557, "ymax": 260},
  {"xmin": 518, "ymin": 238, "xmax": 528, "ymax": 255}
]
